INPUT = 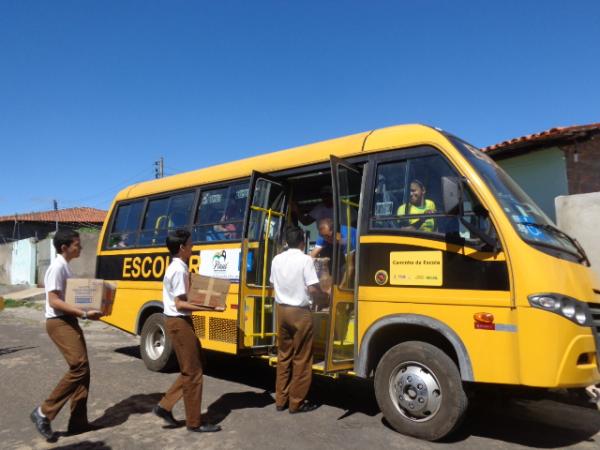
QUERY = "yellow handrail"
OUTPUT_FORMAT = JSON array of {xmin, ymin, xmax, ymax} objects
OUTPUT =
[{"xmin": 250, "ymin": 204, "xmax": 284, "ymax": 338}]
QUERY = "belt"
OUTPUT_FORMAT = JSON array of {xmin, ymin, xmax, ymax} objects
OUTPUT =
[
  {"xmin": 165, "ymin": 315, "xmax": 193, "ymax": 323},
  {"xmin": 277, "ymin": 303, "xmax": 310, "ymax": 310},
  {"xmin": 47, "ymin": 315, "xmax": 78, "ymax": 324}
]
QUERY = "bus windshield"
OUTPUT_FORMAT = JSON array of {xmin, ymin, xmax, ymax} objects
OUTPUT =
[{"xmin": 448, "ymin": 135, "xmax": 588, "ymax": 264}]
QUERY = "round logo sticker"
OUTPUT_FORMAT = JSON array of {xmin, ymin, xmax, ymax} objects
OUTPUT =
[{"xmin": 374, "ymin": 270, "xmax": 389, "ymax": 286}]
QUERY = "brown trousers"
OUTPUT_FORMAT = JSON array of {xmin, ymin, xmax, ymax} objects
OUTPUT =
[
  {"xmin": 41, "ymin": 316, "xmax": 90, "ymax": 426},
  {"xmin": 158, "ymin": 316, "xmax": 203, "ymax": 428},
  {"xmin": 275, "ymin": 304, "xmax": 313, "ymax": 412}
]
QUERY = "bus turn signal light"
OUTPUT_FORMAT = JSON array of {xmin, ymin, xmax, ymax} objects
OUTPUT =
[{"xmin": 474, "ymin": 312, "xmax": 494, "ymax": 324}]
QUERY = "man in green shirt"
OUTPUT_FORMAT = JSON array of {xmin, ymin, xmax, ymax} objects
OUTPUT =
[{"xmin": 397, "ymin": 180, "xmax": 436, "ymax": 232}]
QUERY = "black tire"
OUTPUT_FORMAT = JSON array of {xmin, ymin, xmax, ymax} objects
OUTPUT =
[
  {"xmin": 140, "ymin": 313, "xmax": 177, "ymax": 372},
  {"xmin": 374, "ymin": 341, "xmax": 467, "ymax": 441}
]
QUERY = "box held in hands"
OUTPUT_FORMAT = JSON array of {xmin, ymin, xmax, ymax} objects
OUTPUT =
[
  {"xmin": 187, "ymin": 273, "xmax": 230, "ymax": 309},
  {"xmin": 65, "ymin": 278, "xmax": 116, "ymax": 316}
]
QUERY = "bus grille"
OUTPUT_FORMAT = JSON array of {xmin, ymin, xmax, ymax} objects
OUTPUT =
[
  {"xmin": 589, "ymin": 302, "xmax": 600, "ymax": 367},
  {"xmin": 209, "ymin": 317, "xmax": 238, "ymax": 344},
  {"xmin": 192, "ymin": 316, "xmax": 206, "ymax": 339}
]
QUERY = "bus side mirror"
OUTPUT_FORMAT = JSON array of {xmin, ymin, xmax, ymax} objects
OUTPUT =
[{"xmin": 442, "ymin": 176, "xmax": 462, "ymax": 215}]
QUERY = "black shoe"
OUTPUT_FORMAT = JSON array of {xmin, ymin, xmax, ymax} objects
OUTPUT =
[
  {"xmin": 289, "ymin": 401, "xmax": 319, "ymax": 414},
  {"xmin": 275, "ymin": 404, "xmax": 287, "ymax": 412},
  {"xmin": 67, "ymin": 422, "xmax": 101, "ymax": 435},
  {"xmin": 153, "ymin": 405, "xmax": 179, "ymax": 427},
  {"xmin": 187, "ymin": 423, "xmax": 222, "ymax": 433},
  {"xmin": 30, "ymin": 407, "xmax": 55, "ymax": 441}
]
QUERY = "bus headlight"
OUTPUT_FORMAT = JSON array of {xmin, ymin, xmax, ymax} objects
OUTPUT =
[{"xmin": 528, "ymin": 294, "xmax": 592, "ymax": 327}]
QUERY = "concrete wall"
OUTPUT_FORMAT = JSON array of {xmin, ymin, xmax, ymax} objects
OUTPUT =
[
  {"xmin": 498, "ymin": 147, "xmax": 568, "ymax": 222},
  {"xmin": 556, "ymin": 192, "xmax": 600, "ymax": 281},
  {"xmin": 0, "ymin": 241, "xmax": 12, "ymax": 284},
  {"xmin": 0, "ymin": 231, "xmax": 99, "ymax": 287},
  {"xmin": 36, "ymin": 237, "xmax": 55, "ymax": 285}
]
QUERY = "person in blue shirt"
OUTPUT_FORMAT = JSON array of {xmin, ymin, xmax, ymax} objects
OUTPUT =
[{"xmin": 310, "ymin": 218, "xmax": 357, "ymax": 259}]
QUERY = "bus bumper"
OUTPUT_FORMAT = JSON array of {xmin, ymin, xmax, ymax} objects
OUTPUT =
[{"xmin": 555, "ymin": 334, "xmax": 600, "ymax": 388}]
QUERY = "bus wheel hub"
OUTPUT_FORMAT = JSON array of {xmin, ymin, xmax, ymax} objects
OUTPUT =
[{"xmin": 391, "ymin": 363, "xmax": 442, "ymax": 421}]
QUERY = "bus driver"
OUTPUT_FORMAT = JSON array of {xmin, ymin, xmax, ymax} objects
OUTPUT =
[{"xmin": 396, "ymin": 179, "xmax": 436, "ymax": 232}]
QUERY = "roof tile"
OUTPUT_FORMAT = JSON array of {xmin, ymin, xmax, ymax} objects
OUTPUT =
[
  {"xmin": 0, "ymin": 207, "xmax": 107, "ymax": 224},
  {"xmin": 483, "ymin": 122, "xmax": 600, "ymax": 153}
]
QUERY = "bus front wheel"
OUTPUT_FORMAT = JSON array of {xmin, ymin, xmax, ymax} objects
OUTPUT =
[
  {"xmin": 140, "ymin": 313, "xmax": 177, "ymax": 372},
  {"xmin": 374, "ymin": 341, "xmax": 467, "ymax": 441}
]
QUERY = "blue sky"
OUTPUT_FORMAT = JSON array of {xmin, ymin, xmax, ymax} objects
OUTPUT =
[{"xmin": 1, "ymin": 1, "xmax": 599, "ymax": 216}]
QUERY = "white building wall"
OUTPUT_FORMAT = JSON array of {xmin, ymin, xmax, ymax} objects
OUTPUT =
[{"xmin": 556, "ymin": 192, "xmax": 600, "ymax": 281}]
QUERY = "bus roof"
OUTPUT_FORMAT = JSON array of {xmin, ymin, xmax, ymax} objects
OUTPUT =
[{"xmin": 115, "ymin": 123, "xmax": 446, "ymax": 201}]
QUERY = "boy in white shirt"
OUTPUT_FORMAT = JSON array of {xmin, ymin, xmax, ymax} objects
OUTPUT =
[
  {"xmin": 153, "ymin": 229, "xmax": 224, "ymax": 433},
  {"xmin": 30, "ymin": 230, "xmax": 103, "ymax": 441}
]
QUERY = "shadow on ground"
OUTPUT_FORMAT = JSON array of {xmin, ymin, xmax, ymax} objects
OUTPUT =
[
  {"xmin": 204, "ymin": 352, "xmax": 380, "ymax": 419},
  {"xmin": 91, "ymin": 393, "xmax": 163, "ymax": 429},
  {"xmin": 204, "ymin": 390, "xmax": 274, "ymax": 424},
  {"xmin": 112, "ymin": 346, "xmax": 600, "ymax": 447},
  {"xmin": 51, "ymin": 441, "xmax": 111, "ymax": 450},
  {"xmin": 114, "ymin": 346, "xmax": 141, "ymax": 360},
  {"xmin": 0, "ymin": 345, "xmax": 37, "ymax": 356},
  {"xmin": 433, "ymin": 387, "xmax": 600, "ymax": 448}
]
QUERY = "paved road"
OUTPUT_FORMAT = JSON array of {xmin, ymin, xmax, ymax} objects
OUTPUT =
[{"xmin": 1, "ymin": 304, "xmax": 600, "ymax": 450}]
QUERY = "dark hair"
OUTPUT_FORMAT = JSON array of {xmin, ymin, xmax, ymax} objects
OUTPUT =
[
  {"xmin": 53, "ymin": 230, "xmax": 80, "ymax": 253},
  {"xmin": 166, "ymin": 229, "xmax": 191, "ymax": 256},
  {"xmin": 410, "ymin": 179, "xmax": 425, "ymax": 190},
  {"xmin": 285, "ymin": 226, "xmax": 304, "ymax": 248}
]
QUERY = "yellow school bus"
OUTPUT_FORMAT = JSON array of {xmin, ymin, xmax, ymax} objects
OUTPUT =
[{"xmin": 97, "ymin": 124, "xmax": 600, "ymax": 440}]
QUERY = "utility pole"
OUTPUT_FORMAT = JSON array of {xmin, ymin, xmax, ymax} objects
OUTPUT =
[
  {"xmin": 154, "ymin": 157, "xmax": 164, "ymax": 179},
  {"xmin": 53, "ymin": 199, "xmax": 58, "ymax": 232}
]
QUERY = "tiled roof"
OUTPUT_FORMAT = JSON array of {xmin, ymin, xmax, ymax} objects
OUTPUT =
[
  {"xmin": 483, "ymin": 122, "xmax": 600, "ymax": 155},
  {"xmin": 0, "ymin": 207, "xmax": 107, "ymax": 224}
]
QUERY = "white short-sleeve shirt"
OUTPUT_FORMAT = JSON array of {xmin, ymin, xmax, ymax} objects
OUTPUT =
[
  {"xmin": 44, "ymin": 254, "xmax": 72, "ymax": 319},
  {"xmin": 270, "ymin": 248, "xmax": 320, "ymax": 307},
  {"xmin": 163, "ymin": 258, "xmax": 190, "ymax": 317}
]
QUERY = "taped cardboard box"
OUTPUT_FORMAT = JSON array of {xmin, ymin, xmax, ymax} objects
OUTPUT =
[
  {"xmin": 312, "ymin": 258, "xmax": 332, "ymax": 310},
  {"xmin": 188, "ymin": 273, "xmax": 230, "ymax": 309},
  {"xmin": 313, "ymin": 257, "xmax": 332, "ymax": 293},
  {"xmin": 65, "ymin": 278, "xmax": 116, "ymax": 316}
]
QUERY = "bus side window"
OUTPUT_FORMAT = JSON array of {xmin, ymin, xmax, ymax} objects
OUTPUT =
[
  {"xmin": 404, "ymin": 155, "xmax": 457, "ymax": 234},
  {"xmin": 459, "ymin": 186, "xmax": 497, "ymax": 246},
  {"xmin": 193, "ymin": 183, "xmax": 248, "ymax": 242},
  {"xmin": 371, "ymin": 161, "xmax": 406, "ymax": 229},
  {"xmin": 139, "ymin": 192, "xmax": 194, "ymax": 246},
  {"xmin": 107, "ymin": 200, "xmax": 144, "ymax": 248},
  {"xmin": 370, "ymin": 153, "xmax": 460, "ymax": 235}
]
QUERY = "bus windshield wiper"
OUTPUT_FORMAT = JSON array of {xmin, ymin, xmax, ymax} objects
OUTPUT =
[{"xmin": 516, "ymin": 221, "xmax": 590, "ymax": 265}]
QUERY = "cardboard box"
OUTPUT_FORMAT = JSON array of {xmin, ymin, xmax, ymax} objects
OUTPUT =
[
  {"xmin": 187, "ymin": 273, "xmax": 230, "ymax": 309},
  {"xmin": 65, "ymin": 278, "xmax": 116, "ymax": 316},
  {"xmin": 313, "ymin": 257, "xmax": 332, "ymax": 293}
]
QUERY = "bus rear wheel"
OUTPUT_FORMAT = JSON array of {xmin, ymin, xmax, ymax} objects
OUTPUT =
[
  {"xmin": 374, "ymin": 341, "xmax": 467, "ymax": 441},
  {"xmin": 140, "ymin": 313, "xmax": 177, "ymax": 372}
]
